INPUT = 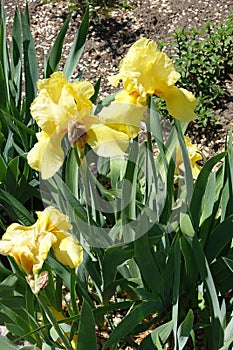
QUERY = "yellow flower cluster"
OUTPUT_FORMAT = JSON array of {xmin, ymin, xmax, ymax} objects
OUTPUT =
[
  {"xmin": 0, "ymin": 206, "xmax": 83, "ymax": 275},
  {"xmin": 27, "ymin": 37, "xmax": 196, "ymax": 180}
]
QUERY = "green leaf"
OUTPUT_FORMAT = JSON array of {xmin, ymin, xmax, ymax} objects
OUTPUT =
[
  {"xmin": 45, "ymin": 14, "xmax": 71, "ymax": 77},
  {"xmin": 139, "ymin": 320, "xmax": 173, "ymax": 349},
  {"xmin": 199, "ymin": 172, "xmax": 217, "ymax": 243},
  {"xmin": 0, "ymin": 274, "xmax": 18, "ymax": 297},
  {"xmin": 0, "ymin": 189, "xmax": 34, "ymax": 224},
  {"xmin": 63, "ymin": 7, "xmax": 89, "ymax": 80},
  {"xmin": 102, "ymin": 244, "xmax": 133, "ymax": 302},
  {"xmin": 11, "ymin": 8, "xmax": 22, "ymax": 108},
  {"xmin": 205, "ymin": 214, "xmax": 233, "ymax": 262},
  {"xmin": 77, "ymin": 300, "xmax": 97, "ymax": 350},
  {"xmin": 186, "ymin": 235, "xmax": 223, "ymax": 349},
  {"xmin": 190, "ymin": 152, "xmax": 227, "ymax": 231},
  {"xmin": 180, "ymin": 213, "xmax": 195, "ymax": 237},
  {"xmin": 0, "ymin": 335, "xmax": 18, "ymax": 350},
  {"xmin": 134, "ymin": 233, "xmax": 163, "ymax": 295},
  {"xmin": 0, "ymin": 4, "xmax": 10, "ymax": 109},
  {"xmin": 103, "ymin": 301, "xmax": 161, "ymax": 349},
  {"xmin": 6, "ymin": 156, "xmax": 20, "ymax": 194},
  {"xmin": 21, "ymin": 4, "xmax": 38, "ymax": 123},
  {"xmin": 177, "ymin": 309, "xmax": 194, "ymax": 350},
  {"xmin": 0, "ymin": 154, "xmax": 7, "ymax": 181},
  {"xmin": 90, "ymin": 77, "xmax": 101, "ymax": 104}
]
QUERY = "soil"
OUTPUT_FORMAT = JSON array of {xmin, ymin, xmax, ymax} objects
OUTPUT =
[{"xmin": 3, "ymin": 0, "xmax": 233, "ymax": 158}]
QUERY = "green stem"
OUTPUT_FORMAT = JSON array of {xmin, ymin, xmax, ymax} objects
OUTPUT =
[
  {"xmin": 37, "ymin": 294, "xmax": 73, "ymax": 350},
  {"xmin": 70, "ymin": 268, "xmax": 79, "ymax": 315}
]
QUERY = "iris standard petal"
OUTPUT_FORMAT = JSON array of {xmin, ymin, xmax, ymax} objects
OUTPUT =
[
  {"xmin": 108, "ymin": 38, "xmax": 180, "ymax": 97},
  {"xmin": 30, "ymin": 85, "xmax": 78, "ymax": 135},
  {"xmin": 36, "ymin": 206, "xmax": 72, "ymax": 233},
  {"xmin": 27, "ymin": 131, "xmax": 64, "ymax": 180},
  {"xmin": 157, "ymin": 85, "xmax": 196, "ymax": 121},
  {"xmin": 52, "ymin": 235, "xmax": 83, "ymax": 269}
]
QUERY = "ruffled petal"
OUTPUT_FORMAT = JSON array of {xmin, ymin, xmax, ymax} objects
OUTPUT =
[
  {"xmin": 31, "ymin": 73, "xmax": 94, "ymax": 135},
  {"xmin": 36, "ymin": 206, "xmax": 72, "ymax": 233},
  {"xmin": 30, "ymin": 85, "xmax": 77, "ymax": 135},
  {"xmin": 108, "ymin": 38, "xmax": 180, "ymax": 97},
  {"xmin": 0, "ymin": 240, "xmax": 13, "ymax": 255},
  {"xmin": 157, "ymin": 85, "xmax": 196, "ymax": 121}
]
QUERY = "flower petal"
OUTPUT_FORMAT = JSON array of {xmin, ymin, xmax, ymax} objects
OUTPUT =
[
  {"xmin": 108, "ymin": 38, "xmax": 180, "ymax": 97},
  {"xmin": 157, "ymin": 85, "xmax": 196, "ymax": 121},
  {"xmin": 36, "ymin": 206, "xmax": 72, "ymax": 233},
  {"xmin": 31, "ymin": 85, "xmax": 77, "ymax": 136},
  {"xmin": 98, "ymin": 92, "xmax": 146, "ymax": 138},
  {"xmin": 52, "ymin": 235, "xmax": 83, "ymax": 269},
  {"xmin": 84, "ymin": 117, "xmax": 131, "ymax": 157},
  {"xmin": 27, "ymin": 131, "xmax": 64, "ymax": 179}
]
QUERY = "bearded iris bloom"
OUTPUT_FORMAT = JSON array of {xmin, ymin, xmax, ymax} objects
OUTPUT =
[
  {"xmin": 0, "ymin": 206, "xmax": 83, "ymax": 275},
  {"xmin": 108, "ymin": 37, "xmax": 196, "ymax": 122},
  {"xmin": 27, "ymin": 72, "xmax": 144, "ymax": 179}
]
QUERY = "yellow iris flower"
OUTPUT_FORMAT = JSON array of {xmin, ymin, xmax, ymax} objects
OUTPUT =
[
  {"xmin": 27, "ymin": 72, "xmax": 142, "ymax": 179},
  {"xmin": 0, "ymin": 206, "xmax": 83, "ymax": 275},
  {"xmin": 176, "ymin": 136, "xmax": 203, "ymax": 179},
  {"xmin": 108, "ymin": 37, "xmax": 196, "ymax": 122}
]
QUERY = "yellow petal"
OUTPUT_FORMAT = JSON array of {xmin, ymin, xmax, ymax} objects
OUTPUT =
[
  {"xmin": 0, "ymin": 240, "xmax": 13, "ymax": 255},
  {"xmin": 27, "ymin": 131, "xmax": 64, "ymax": 179},
  {"xmin": 157, "ymin": 85, "xmax": 196, "ymax": 121},
  {"xmin": 36, "ymin": 206, "xmax": 72, "ymax": 233},
  {"xmin": 0, "ymin": 206, "xmax": 78, "ymax": 274},
  {"xmin": 98, "ymin": 93, "xmax": 146, "ymax": 138},
  {"xmin": 52, "ymin": 235, "xmax": 83, "ymax": 269},
  {"xmin": 0, "ymin": 224, "xmax": 36, "ymax": 275},
  {"xmin": 31, "ymin": 86, "xmax": 77, "ymax": 136},
  {"xmin": 84, "ymin": 117, "xmax": 130, "ymax": 157},
  {"xmin": 191, "ymin": 163, "xmax": 202, "ymax": 180},
  {"xmin": 37, "ymin": 72, "xmax": 67, "ymax": 93},
  {"xmin": 33, "ymin": 231, "xmax": 57, "ymax": 274},
  {"xmin": 31, "ymin": 72, "xmax": 94, "ymax": 135},
  {"xmin": 14, "ymin": 246, "xmax": 34, "ymax": 275},
  {"xmin": 108, "ymin": 38, "xmax": 180, "ymax": 98}
]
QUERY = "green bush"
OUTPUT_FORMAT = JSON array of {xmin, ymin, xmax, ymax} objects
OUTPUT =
[
  {"xmin": 164, "ymin": 14, "xmax": 233, "ymax": 128},
  {"xmin": 158, "ymin": 15, "xmax": 233, "ymax": 128}
]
